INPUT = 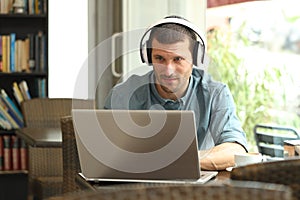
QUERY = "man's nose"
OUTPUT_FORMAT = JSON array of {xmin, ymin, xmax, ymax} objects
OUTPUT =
[{"xmin": 164, "ymin": 61, "xmax": 175, "ymax": 76}]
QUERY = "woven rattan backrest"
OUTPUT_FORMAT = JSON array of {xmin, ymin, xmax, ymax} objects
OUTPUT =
[
  {"xmin": 21, "ymin": 98, "xmax": 95, "ymax": 128},
  {"xmin": 231, "ymin": 158, "xmax": 300, "ymax": 200},
  {"xmin": 47, "ymin": 181, "xmax": 292, "ymax": 200},
  {"xmin": 61, "ymin": 116, "xmax": 80, "ymax": 194},
  {"xmin": 21, "ymin": 98, "xmax": 73, "ymax": 128}
]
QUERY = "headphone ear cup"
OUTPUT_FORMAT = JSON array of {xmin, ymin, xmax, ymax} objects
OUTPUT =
[
  {"xmin": 141, "ymin": 40, "xmax": 152, "ymax": 65},
  {"xmin": 193, "ymin": 42, "xmax": 199, "ymax": 66},
  {"xmin": 146, "ymin": 40, "xmax": 152, "ymax": 65},
  {"xmin": 193, "ymin": 41, "xmax": 205, "ymax": 67},
  {"xmin": 141, "ymin": 42, "xmax": 148, "ymax": 64}
]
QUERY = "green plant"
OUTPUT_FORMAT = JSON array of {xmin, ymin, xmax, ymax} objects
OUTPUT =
[{"xmin": 206, "ymin": 27, "xmax": 289, "ymax": 150}]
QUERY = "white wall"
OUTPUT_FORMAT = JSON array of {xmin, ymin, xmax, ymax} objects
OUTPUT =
[{"xmin": 48, "ymin": 0, "xmax": 88, "ymax": 98}]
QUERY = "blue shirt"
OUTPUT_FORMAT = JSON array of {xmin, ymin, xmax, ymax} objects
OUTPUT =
[{"xmin": 104, "ymin": 68, "xmax": 248, "ymax": 151}]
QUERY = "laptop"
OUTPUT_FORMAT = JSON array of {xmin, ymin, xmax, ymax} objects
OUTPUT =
[{"xmin": 72, "ymin": 109, "xmax": 218, "ymax": 184}]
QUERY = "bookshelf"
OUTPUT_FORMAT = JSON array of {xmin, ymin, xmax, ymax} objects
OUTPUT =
[
  {"xmin": 0, "ymin": 12, "xmax": 48, "ymax": 99},
  {"xmin": 0, "ymin": 0, "xmax": 48, "ymax": 178},
  {"xmin": 0, "ymin": 72, "xmax": 47, "ymax": 99}
]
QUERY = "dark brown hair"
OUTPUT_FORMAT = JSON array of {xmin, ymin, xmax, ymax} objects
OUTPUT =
[{"xmin": 148, "ymin": 16, "xmax": 197, "ymax": 53}]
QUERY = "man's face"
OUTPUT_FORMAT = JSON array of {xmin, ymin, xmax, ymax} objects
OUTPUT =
[{"xmin": 151, "ymin": 37, "xmax": 193, "ymax": 100}]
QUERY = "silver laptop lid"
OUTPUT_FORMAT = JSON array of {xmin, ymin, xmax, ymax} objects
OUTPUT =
[{"xmin": 72, "ymin": 109, "xmax": 200, "ymax": 180}]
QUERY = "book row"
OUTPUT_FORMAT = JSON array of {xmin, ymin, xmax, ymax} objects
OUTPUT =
[
  {"xmin": 0, "ymin": 82, "xmax": 27, "ymax": 130},
  {"xmin": 0, "ymin": 32, "xmax": 47, "ymax": 73},
  {"xmin": 0, "ymin": 0, "xmax": 47, "ymax": 14},
  {"xmin": 0, "ymin": 134, "xmax": 28, "ymax": 171},
  {"xmin": 0, "ymin": 79, "xmax": 46, "ymax": 130}
]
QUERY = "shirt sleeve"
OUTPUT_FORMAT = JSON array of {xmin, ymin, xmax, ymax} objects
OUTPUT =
[{"xmin": 209, "ymin": 85, "xmax": 248, "ymax": 151}]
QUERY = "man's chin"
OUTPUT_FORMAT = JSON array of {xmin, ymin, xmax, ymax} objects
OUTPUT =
[{"xmin": 161, "ymin": 85, "xmax": 177, "ymax": 94}]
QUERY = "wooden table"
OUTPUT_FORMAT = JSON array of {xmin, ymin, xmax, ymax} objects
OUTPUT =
[{"xmin": 16, "ymin": 127, "xmax": 62, "ymax": 148}]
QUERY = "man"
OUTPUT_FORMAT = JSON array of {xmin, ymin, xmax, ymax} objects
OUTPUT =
[{"xmin": 104, "ymin": 16, "xmax": 248, "ymax": 170}]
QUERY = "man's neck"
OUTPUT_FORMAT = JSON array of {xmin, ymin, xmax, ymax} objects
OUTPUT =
[
  {"xmin": 154, "ymin": 80, "xmax": 190, "ymax": 101},
  {"xmin": 155, "ymin": 85, "xmax": 178, "ymax": 101}
]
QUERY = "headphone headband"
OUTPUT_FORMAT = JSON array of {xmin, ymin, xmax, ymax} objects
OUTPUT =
[
  {"xmin": 144, "ymin": 17, "xmax": 206, "ymax": 48},
  {"xmin": 139, "ymin": 17, "xmax": 206, "ymax": 66}
]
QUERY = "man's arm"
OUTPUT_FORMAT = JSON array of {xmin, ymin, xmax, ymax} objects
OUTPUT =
[{"xmin": 199, "ymin": 142, "xmax": 246, "ymax": 170}]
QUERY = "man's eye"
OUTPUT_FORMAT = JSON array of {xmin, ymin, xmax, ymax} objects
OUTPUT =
[
  {"xmin": 154, "ymin": 56, "xmax": 164, "ymax": 61},
  {"xmin": 174, "ymin": 57, "xmax": 183, "ymax": 62}
]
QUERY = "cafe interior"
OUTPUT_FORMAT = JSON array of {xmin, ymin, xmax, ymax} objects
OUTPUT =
[{"xmin": 1, "ymin": 0, "xmax": 299, "ymax": 200}]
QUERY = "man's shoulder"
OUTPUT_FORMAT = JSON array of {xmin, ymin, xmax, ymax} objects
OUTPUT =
[
  {"xmin": 104, "ymin": 71, "xmax": 153, "ymax": 109},
  {"xmin": 114, "ymin": 71, "xmax": 153, "ymax": 89}
]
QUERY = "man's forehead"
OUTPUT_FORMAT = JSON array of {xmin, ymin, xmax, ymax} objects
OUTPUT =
[{"xmin": 151, "ymin": 38, "xmax": 191, "ymax": 56}]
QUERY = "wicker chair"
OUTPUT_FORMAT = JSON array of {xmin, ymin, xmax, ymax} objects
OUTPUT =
[
  {"xmin": 60, "ymin": 100, "xmax": 94, "ymax": 194},
  {"xmin": 61, "ymin": 116, "xmax": 79, "ymax": 194},
  {"xmin": 231, "ymin": 158, "xmax": 300, "ymax": 200},
  {"xmin": 21, "ymin": 98, "xmax": 94, "ymax": 200},
  {"xmin": 47, "ymin": 180, "xmax": 292, "ymax": 200}
]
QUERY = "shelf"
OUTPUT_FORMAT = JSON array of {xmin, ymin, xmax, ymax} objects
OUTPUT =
[
  {"xmin": 0, "ymin": 14, "xmax": 47, "ymax": 18},
  {"xmin": 0, "ymin": 14, "xmax": 47, "ymax": 37},
  {"xmin": 0, "ymin": 170, "xmax": 28, "ymax": 174},
  {"xmin": 0, "ymin": 129, "xmax": 16, "ymax": 135},
  {"xmin": 0, "ymin": 72, "xmax": 47, "ymax": 78}
]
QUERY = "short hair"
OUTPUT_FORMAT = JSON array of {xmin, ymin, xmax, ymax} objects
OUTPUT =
[{"xmin": 148, "ymin": 16, "xmax": 197, "ymax": 53}]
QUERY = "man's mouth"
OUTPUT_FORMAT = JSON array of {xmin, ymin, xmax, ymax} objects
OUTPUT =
[
  {"xmin": 160, "ymin": 75, "xmax": 178, "ymax": 82},
  {"xmin": 162, "ymin": 77, "xmax": 177, "ymax": 84}
]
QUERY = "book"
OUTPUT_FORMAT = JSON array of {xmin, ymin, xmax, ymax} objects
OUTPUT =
[
  {"xmin": 0, "ymin": 111, "xmax": 12, "ymax": 130},
  {"xmin": 11, "ymin": 135, "xmax": 20, "ymax": 170},
  {"xmin": 40, "ymin": 33, "xmax": 46, "ymax": 72},
  {"xmin": 0, "ymin": 94, "xmax": 23, "ymax": 128},
  {"xmin": 12, "ymin": 81, "xmax": 24, "ymax": 105},
  {"xmin": 19, "ymin": 138, "xmax": 28, "ymax": 170},
  {"xmin": 0, "ymin": 99, "xmax": 19, "ymax": 129},
  {"xmin": 28, "ymin": 33, "xmax": 35, "ymax": 71},
  {"xmin": 24, "ymin": 37, "xmax": 30, "ymax": 72},
  {"xmin": 28, "ymin": 0, "xmax": 35, "ymax": 14},
  {"xmin": 0, "ymin": 0, "xmax": 6, "ymax": 14},
  {"xmin": 15, "ymin": 39, "xmax": 26, "ymax": 72},
  {"xmin": 6, "ymin": 34, "xmax": 10, "ymax": 72},
  {"xmin": 3, "ymin": 135, "xmax": 11, "ymax": 170},
  {"xmin": 10, "ymin": 33, "xmax": 16, "ymax": 72},
  {"xmin": 0, "ymin": 0, "xmax": 13, "ymax": 14},
  {"xmin": 18, "ymin": 80, "xmax": 32, "ymax": 100},
  {"xmin": 2, "ymin": 35, "xmax": 7, "ymax": 72},
  {"xmin": 23, "ymin": 0, "xmax": 29, "ymax": 14},
  {"xmin": 7, "ymin": 0, "xmax": 14, "ymax": 13},
  {"xmin": 0, "ymin": 89, "xmax": 24, "ymax": 124},
  {"xmin": 42, "ymin": 0, "xmax": 47, "ymax": 14},
  {"xmin": 34, "ymin": 31, "xmax": 41, "ymax": 72},
  {"xmin": 35, "ymin": 0, "xmax": 40, "ymax": 14},
  {"xmin": 15, "ymin": 39, "xmax": 20, "ymax": 72},
  {"xmin": 0, "ymin": 35, "xmax": 2, "ymax": 72},
  {"xmin": 16, "ymin": 38, "xmax": 30, "ymax": 72},
  {"xmin": 37, "ymin": 78, "xmax": 46, "ymax": 97}
]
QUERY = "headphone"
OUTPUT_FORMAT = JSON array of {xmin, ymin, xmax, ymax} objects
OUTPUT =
[{"xmin": 139, "ymin": 16, "xmax": 207, "ymax": 67}]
